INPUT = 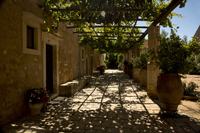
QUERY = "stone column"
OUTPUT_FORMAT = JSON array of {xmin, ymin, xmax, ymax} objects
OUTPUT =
[
  {"xmin": 99, "ymin": 54, "xmax": 104, "ymax": 66},
  {"xmin": 147, "ymin": 26, "xmax": 160, "ymax": 98},
  {"xmin": 128, "ymin": 50, "xmax": 132, "ymax": 62}
]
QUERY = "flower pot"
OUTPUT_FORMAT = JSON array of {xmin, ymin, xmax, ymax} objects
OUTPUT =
[
  {"xmin": 128, "ymin": 68, "xmax": 133, "ymax": 78},
  {"xmin": 97, "ymin": 66, "xmax": 104, "ymax": 75},
  {"xmin": 157, "ymin": 74, "xmax": 183, "ymax": 111},
  {"xmin": 139, "ymin": 69, "xmax": 147, "ymax": 87},
  {"xmin": 124, "ymin": 65, "xmax": 128, "ymax": 74},
  {"xmin": 42, "ymin": 102, "xmax": 48, "ymax": 110},
  {"xmin": 133, "ymin": 68, "xmax": 140, "ymax": 82},
  {"xmin": 28, "ymin": 103, "xmax": 43, "ymax": 115}
]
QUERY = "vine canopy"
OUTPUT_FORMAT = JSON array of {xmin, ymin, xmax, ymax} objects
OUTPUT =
[{"xmin": 39, "ymin": 0, "xmax": 187, "ymax": 53}]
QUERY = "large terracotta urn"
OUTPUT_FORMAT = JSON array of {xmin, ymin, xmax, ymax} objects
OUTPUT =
[
  {"xmin": 124, "ymin": 65, "xmax": 128, "ymax": 74},
  {"xmin": 128, "ymin": 68, "xmax": 133, "ymax": 78},
  {"xmin": 157, "ymin": 74, "xmax": 183, "ymax": 111},
  {"xmin": 28, "ymin": 103, "xmax": 43, "ymax": 115},
  {"xmin": 133, "ymin": 68, "xmax": 140, "ymax": 82},
  {"xmin": 139, "ymin": 69, "xmax": 147, "ymax": 87}
]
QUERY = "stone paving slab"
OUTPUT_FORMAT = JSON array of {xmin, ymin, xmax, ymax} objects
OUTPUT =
[{"xmin": 1, "ymin": 70, "xmax": 200, "ymax": 133}]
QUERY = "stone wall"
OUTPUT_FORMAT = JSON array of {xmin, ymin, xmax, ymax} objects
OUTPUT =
[{"xmin": 0, "ymin": 0, "xmax": 102, "ymax": 126}]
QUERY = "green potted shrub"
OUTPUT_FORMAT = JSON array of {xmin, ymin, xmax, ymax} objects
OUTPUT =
[
  {"xmin": 118, "ymin": 63, "xmax": 122, "ymax": 70},
  {"xmin": 149, "ymin": 30, "xmax": 199, "ymax": 111},
  {"xmin": 182, "ymin": 82, "xmax": 199, "ymax": 100},
  {"xmin": 26, "ymin": 88, "xmax": 50, "ymax": 114},
  {"xmin": 117, "ymin": 54, "xmax": 124, "ymax": 70},
  {"xmin": 138, "ymin": 50, "xmax": 148, "ymax": 87},
  {"xmin": 103, "ymin": 59, "xmax": 109, "ymax": 69}
]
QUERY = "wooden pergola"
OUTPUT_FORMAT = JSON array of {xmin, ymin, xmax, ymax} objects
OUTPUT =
[
  {"xmin": 47, "ymin": 0, "xmax": 185, "ymax": 51},
  {"xmin": 45, "ymin": 0, "xmax": 186, "ymax": 97}
]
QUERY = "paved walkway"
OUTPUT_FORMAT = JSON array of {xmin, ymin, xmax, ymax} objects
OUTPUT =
[{"xmin": 1, "ymin": 70, "xmax": 200, "ymax": 133}]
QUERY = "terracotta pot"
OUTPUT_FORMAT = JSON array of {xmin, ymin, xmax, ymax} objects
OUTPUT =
[
  {"xmin": 139, "ymin": 69, "xmax": 147, "ymax": 87},
  {"xmin": 124, "ymin": 65, "xmax": 128, "ymax": 74},
  {"xmin": 128, "ymin": 68, "xmax": 133, "ymax": 78},
  {"xmin": 157, "ymin": 74, "xmax": 183, "ymax": 111},
  {"xmin": 133, "ymin": 68, "xmax": 140, "ymax": 82},
  {"xmin": 28, "ymin": 103, "xmax": 43, "ymax": 115},
  {"xmin": 42, "ymin": 102, "xmax": 48, "ymax": 110}
]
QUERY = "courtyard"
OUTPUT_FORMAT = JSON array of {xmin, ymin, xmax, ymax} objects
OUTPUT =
[{"xmin": 1, "ymin": 70, "xmax": 200, "ymax": 133}]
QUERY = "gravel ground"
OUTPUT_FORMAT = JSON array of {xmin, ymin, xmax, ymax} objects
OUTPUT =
[
  {"xmin": 181, "ymin": 74, "xmax": 200, "ymax": 94},
  {"xmin": 179, "ymin": 74, "xmax": 200, "ymax": 120}
]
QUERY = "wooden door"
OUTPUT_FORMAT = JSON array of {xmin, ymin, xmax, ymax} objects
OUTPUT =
[
  {"xmin": 91, "ymin": 56, "xmax": 93, "ymax": 75},
  {"xmin": 86, "ymin": 57, "xmax": 88, "ymax": 75},
  {"xmin": 46, "ymin": 44, "xmax": 53, "ymax": 93}
]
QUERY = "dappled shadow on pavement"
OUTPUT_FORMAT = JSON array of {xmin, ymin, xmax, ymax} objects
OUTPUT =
[{"xmin": 1, "ymin": 70, "xmax": 200, "ymax": 132}]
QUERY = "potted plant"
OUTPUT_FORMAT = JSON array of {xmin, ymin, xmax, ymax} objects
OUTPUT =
[
  {"xmin": 123, "ymin": 60, "xmax": 128, "ymax": 74},
  {"xmin": 182, "ymin": 82, "xmax": 199, "ymax": 100},
  {"xmin": 132, "ymin": 57, "xmax": 140, "ymax": 82},
  {"xmin": 127, "ymin": 62, "xmax": 133, "ymax": 78},
  {"xmin": 149, "ymin": 30, "xmax": 199, "ymax": 111},
  {"xmin": 26, "ymin": 88, "xmax": 50, "ymax": 115},
  {"xmin": 138, "ymin": 50, "xmax": 148, "ymax": 87},
  {"xmin": 97, "ymin": 66, "xmax": 105, "ymax": 75}
]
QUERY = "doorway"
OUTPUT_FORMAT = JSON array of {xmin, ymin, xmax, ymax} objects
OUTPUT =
[
  {"xmin": 86, "ymin": 56, "xmax": 89, "ymax": 75},
  {"xmin": 91, "ymin": 56, "xmax": 93, "ymax": 75},
  {"xmin": 46, "ymin": 44, "xmax": 53, "ymax": 93}
]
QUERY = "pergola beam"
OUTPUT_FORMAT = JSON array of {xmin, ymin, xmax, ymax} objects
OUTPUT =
[
  {"xmin": 51, "ymin": 8, "xmax": 144, "ymax": 12},
  {"xmin": 136, "ymin": 0, "xmax": 184, "ymax": 44},
  {"xmin": 96, "ymin": 39, "xmax": 138, "ymax": 41},
  {"xmin": 60, "ymin": 18, "xmax": 151, "ymax": 22},
  {"xmin": 78, "ymin": 35, "xmax": 140, "ymax": 38},
  {"xmin": 67, "ymin": 26, "xmax": 148, "ymax": 28},
  {"xmin": 73, "ymin": 31, "xmax": 143, "ymax": 34}
]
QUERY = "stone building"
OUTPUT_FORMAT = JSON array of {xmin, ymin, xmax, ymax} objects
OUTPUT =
[
  {"xmin": 0, "ymin": 0, "xmax": 103, "ymax": 125},
  {"xmin": 141, "ymin": 40, "xmax": 148, "ymax": 51},
  {"xmin": 194, "ymin": 25, "xmax": 200, "ymax": 42}
]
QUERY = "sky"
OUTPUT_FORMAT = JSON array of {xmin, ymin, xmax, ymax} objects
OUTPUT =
[{"xmin": 143, "ymin": 0, "xmax": 200, "ymax": 41}]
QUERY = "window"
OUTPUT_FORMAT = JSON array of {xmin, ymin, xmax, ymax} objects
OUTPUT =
[
  {"xmin": 22, "ymin": 11, "xmax": 43, "ymax": 55},
  {"xmin": 27, "ymin": 26, "xmax": 34, "ymax": 49}
]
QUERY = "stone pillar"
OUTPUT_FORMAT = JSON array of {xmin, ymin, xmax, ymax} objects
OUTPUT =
[
  {"xmin": 128, "ymin": 50, "xmax": 132, "ymax": 62},
  {"xmin": 99, "ymin": 54, "xmax": 104, "ymax": 66},
  {"xmin": 147, "ymin": 26, "xmax": 160, "ymax": 99}
]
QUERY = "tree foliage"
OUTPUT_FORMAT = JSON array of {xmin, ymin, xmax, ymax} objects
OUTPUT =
[{"xmin": 149, "ymin": 30, "xmax": 200, "ymax": 74}]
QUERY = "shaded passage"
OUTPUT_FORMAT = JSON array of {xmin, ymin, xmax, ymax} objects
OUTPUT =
[{"xmin": 1, "ymin": 70, "xmax": 200, "ymax": 133}]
